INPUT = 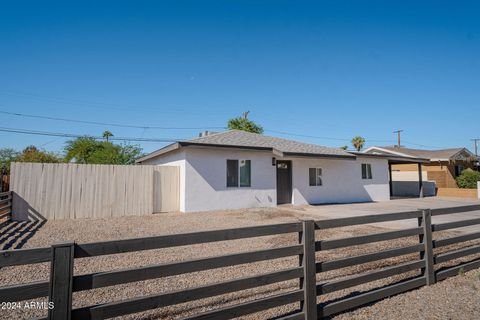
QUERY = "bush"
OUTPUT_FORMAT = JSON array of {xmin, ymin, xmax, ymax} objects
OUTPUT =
[{"xmin": 456, "ymin": 168, "xmax": 480, "ymax": 189}]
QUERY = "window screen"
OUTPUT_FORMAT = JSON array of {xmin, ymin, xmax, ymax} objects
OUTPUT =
[
  {"xmin": 227, "ymin": 160, "xmax": 239, "ymax": 187},
  {"xmin": 239, "ymin": 160, "xmax": 251, "ymax": 187},
  {"xmin": 309, "ymin": 168, "xmax": 322, "ymax": 186},
  {"xmin": 362, "ymin": 164, "xmax": 372, "ymax": 179}
]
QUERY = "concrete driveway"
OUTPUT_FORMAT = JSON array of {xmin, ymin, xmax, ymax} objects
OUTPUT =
[{"xmin": 298, "ymin": 197, "xmax": 480, "ymax": 233}]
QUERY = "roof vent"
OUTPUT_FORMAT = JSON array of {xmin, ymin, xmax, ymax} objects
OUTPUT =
[{"xmin": 199, "ymin": 131, "xmax": 210, "ymax": 137}]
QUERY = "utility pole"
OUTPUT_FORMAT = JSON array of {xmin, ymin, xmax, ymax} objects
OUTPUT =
[
  {"xmin": 393, "ymin": 129, "xmax": 403, "ymax": 148},
  {"xmin": 243, "ymin": 111, "xmax": 250, "ymax": 128},
  {"xmin": 471, "ymin": 138, "xmax": 479, "ymax": 157}
]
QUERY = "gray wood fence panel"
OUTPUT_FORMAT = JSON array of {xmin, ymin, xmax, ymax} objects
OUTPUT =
[
  {"xmin": 71, "ymin": 268, "xmax": 303, "ymax": 320},
  {"xmin": 74, "ymin": 222, "xmax": 302, "ymax": 257},
  {"xmin": 10, "ymin": 163, "xmax": 179, "ymax": 220},
  {"xmin": 322, "ymin": 277, "xmax": 426, "ymax": 317},
  {"xmin": 436, "ymin": 258, "xmax": 480, "ymax": 281},
  {"xmin": 183, "ymin": 290, "xmax": 304, "ymax": 320},
  {"xmin": 317, "ymin": 244, "xmax": 423, "ymax": 272},
  {"xmin": 433, "ymin": 232, "xmax": 480, "ymax": 248},
  {"xmin": 0, "ymin": 246, "xmax": 51, "ymax": 267},
  {"xmin": 0, "ymin": 280, "xmax": 49, "ymax": 301},
  {"xmin": 317, "ymin": 260, "xmax": 425, "ymax": 295},
  {"xmin": 316, "ymin": 227, "xmax": 423, "ymax": 251},
  {"xmin": 72, "ymin": 244, "xmax": 303, "ymax": 291}
]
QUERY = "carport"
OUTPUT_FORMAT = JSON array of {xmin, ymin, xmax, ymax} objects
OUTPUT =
[
  {"xmin": 353, "ymin": 152, "xmax": 430, "ymax": 198},
  {"xmin": 387, "ymin": 156, "xmax": 431, "ymax": 197}
]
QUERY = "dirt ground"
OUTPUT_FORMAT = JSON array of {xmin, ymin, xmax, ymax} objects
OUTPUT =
[{"xmin": 0, "ymin": 206, "xmax": 479, "ymax": 319}]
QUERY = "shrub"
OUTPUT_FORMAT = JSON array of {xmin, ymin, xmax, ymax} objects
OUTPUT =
[{"xmin": 456, "ymin": 168, "xmax": 480, "ymax": 189}]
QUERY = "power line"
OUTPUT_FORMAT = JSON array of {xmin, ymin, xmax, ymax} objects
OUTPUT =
[
  {"xmin": 0, "ymin": 90, "xmax": 234, "ymax": 115},
  {"xmin": 0, "ymin": 106, "xmax": 452, "ymax": 149},
  {"xmin": 0, "ymin": 127, "xmax": 178, "ymax": 143},
  {"xmin": 265, "ymin": 129, "xmax": 397, "ymax": 144},
  {"xmin": 0, "ymin": 110, "xmax": 226, "ymax": 130}
]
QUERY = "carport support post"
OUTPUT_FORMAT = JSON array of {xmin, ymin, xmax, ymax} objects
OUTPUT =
[
  {"xmin": 48, "ymin": 241, "xmax": 75, "ymax": 320},
  {"xmin": 418, "ymin": 163, "xmax": 424, "ymax": 198},
  {"xmin": 417, "ymin": 209, "xmax": 435, "ymax": 285},
  {"xmin": 300, "ymin": 220, "xmax": 317, "ymax": 320}
]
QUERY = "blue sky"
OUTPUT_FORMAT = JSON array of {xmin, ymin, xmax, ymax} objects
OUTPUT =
[{"xmin": 1, "ymin": 1, "xmax": 479, "ymax": 154}]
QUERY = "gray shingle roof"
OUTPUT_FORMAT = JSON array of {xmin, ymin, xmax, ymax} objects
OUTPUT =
[
  {"xmin": 181, "ymin": 130, "xmax": 354, "ymax": 158},
  {"xmin": 381, "ymin": 146, "xmax": 471, "ymax": 160},
  {"xmin": 136, "ymin": 130, "xmax": 356, "ymax": 163}
]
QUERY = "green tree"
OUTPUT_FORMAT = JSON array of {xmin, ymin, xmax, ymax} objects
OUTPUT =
[
  {"xmin": 0, "ymin": 148, "xmax": 20, "ymax": 173},
  {"xmin": 351, "ymin": 136, "xmax": 366, "ymax": 151},
  {"xmin": 16, "ymin": 146, "xmax": 62, "ymax": 163},
  {"xmin": 340, "ymin": 145, "xmax": 348, "ymax": 150},
  {"xmin": 227, "ymin": 111, "xmax": 264, "ymax": 134},
  {"xmin": 456, "ymin": 168, "xmax": 480, "ymax": 189},
  {"xmin": 102, "ymin": 130, "xmax": 113, "ymax": 142},
  {"xmin": 64, "ymin": 137, "xmax": 143, "ymax": 164}
]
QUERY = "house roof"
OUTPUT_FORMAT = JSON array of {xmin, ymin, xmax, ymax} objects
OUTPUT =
[
  {"xmin": 350, "ymin": 151, "xmax": 430, "ymax": 163},
  {"xmin": 136, "ymin": 130, "xmax": 356, "ymax": 163},
  {"xmin": 364, "ymin": 146, "xmax": 475, "ymax": 161}
]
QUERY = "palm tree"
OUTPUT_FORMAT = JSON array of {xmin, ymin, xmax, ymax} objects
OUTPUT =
[
  {"xmin": 227, "ymin": 111, "xmax": 264, "ymax": 134},
  {"xmin": 102, "ymin": 131, "xmax": 113, "ymax": 142},
  {"xmin": 351, "ymin": 136, "xmax": 366, "ymax": 151}
]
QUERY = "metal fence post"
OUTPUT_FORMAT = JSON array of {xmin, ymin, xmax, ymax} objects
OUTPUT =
[
  {"xmin": 301, "ymin": 220, "xmax": 317, "ymax": 320},
  {"xmin": 48, "ymin": 241, "xmax": 75, "ymax": 320},
  {"xmin": 417, "ymin": 209, "xmax": 435, "ymax": 285}
]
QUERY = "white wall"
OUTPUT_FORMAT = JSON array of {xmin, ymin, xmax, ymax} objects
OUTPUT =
[
  {"xmin": 183, "ymin": 148, "xmax": 277, "ymax": 212},
  {"xmin": 145, "ymin": 148, "xmax": 391, "ymax": 212},
  {"xmin": 391, "ymin": 170, "xmax": 428, "ymax": 181},
  {"xmin": 289, "ymin": 156, "xmax": 390, "ymax": 205},
  {"xmin": 390, "ymin": 170, "xmax": 435, "ymax": 197},
  {"xmin": 141, "ymin": 150, "xmax": 186, "ymax": 212}
]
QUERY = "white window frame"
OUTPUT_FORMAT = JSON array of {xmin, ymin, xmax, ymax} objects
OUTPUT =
[
  {"xmin": 226, "ymin": 159, "xmax": 251, "ymax": 187},
  {"xmin": 361, "ymin": 163, "xmax": 373, "ymax": 180},
  {"xmin": 309, "ymin": 168, "xmax": 323, "ymax": 186}
]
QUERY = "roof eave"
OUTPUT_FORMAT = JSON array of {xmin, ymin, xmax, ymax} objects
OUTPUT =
[
  {"xmin": 135, "ymin": 142, "xmax": 181, "ymax": 163},
  {"xmin": 282, "ymin": 152, "xmax": 356, "ymax": 160}
]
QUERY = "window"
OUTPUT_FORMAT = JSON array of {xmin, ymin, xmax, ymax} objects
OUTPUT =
[
  {"xmin": 227, "ymin": 159, "xmax": 251, "ymax": 187},
  {"xmin": 455, "ymin": 165, "xmax": 464, "ymax": 177},
  {"xmin": 362, "ymin": 163, "xmax": 373, "ymax": 179},
  {"xmin": 309, "ymin": 168, "xmax": 322, "ymax": 186},
  {"xmin": 239, "ymin": 160, "xmax": 251, "ymax": 187},
  {"xmin": 226, "ymin": 160, "xmax": 239, "ymax": 187}
]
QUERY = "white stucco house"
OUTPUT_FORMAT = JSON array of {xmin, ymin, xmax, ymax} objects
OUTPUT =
[{"xmin": 137, "ymin": 130, "xmax": 419, "ymax": 213}]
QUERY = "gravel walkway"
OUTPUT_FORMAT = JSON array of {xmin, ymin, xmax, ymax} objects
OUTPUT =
[{"xmin": 0, "ymin": 207, "xmax": 479, "ymax": 319}]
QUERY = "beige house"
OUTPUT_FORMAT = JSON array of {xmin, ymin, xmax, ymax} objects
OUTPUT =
[{"xmin": 364, "ymin": 146, "xmax": 479, "ymax": 192}]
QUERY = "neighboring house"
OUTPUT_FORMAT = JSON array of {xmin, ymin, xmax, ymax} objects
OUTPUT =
[
  {"xmin": 137, "ymin": 130, "xmax": 421, "ymax": 213},
  {"xmin": 364, "ymin": 146, "xmax": 478, "ymax": 190}
]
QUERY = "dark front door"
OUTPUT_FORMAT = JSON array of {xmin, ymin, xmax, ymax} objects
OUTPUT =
[{"xmin": 276, "ymin": 160, "xmax": 292, "ymax": 204}]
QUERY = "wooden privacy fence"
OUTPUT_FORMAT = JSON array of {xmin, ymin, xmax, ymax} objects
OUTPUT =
[
  {"xmin": 9, "ymin": 162, "xmax": 179, "ymax": 220},
  {"xmin": 0, "ymin": 174, "xmax": 9, "ymax": 193},
  {"xmin": 0, "ymin": 191, "xmax": 12, "ymax": 224},
  {"xmin": 1, "ymin": 204, "xmax": 480, "ymax": 319}
]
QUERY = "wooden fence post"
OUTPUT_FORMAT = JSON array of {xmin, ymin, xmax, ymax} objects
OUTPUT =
[
  {"xmin": 417, "ymin": 209, "xmax": 435, "ymax": 285},
  {"xmin": 48, "ymin": 241, "xmax": 75, "ymax": 320},
  {"xmin": 301, "ymin": 220, "xmax": 317, "ymax": 320}
]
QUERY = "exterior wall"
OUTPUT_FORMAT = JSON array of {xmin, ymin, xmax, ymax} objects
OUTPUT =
[
  {"xmin": 141, "ymin": 150, "xmax": 186, "ymax": 212},
  {"xmin": 391, "ymin": 170, "xmax": 428, "ymax": 181},
  {"xmin": 392, "ymin": 161, "xmax": 475, "ymax": 189},
  {"xmin": 289, "ymin": 156, "xmax": 390, "ymax": 205},
  {"xmin": 183, "ymin": 148, "xmax": 277, "ymax": 212},
  {"xmin": 145, "ymin": 148, "xmax": 391, "ymax": 212},
  {"xmin": 437, "ymin": 187, "xmax": 478, "ymax": 198}
]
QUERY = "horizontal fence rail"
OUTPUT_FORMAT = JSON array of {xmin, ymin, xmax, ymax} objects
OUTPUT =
[
  {"xmin": 0, "ymin": 191, "xmax": 12, "ymax": 222},
  {"xmin": 1, "ymin": 204, "xmax": 480, "ymax": 319}
]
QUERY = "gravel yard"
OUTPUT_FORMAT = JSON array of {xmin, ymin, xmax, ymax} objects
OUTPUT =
[{"xmin": 1, "ymin": 206, "xmax": 479, "ymax": 320}]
